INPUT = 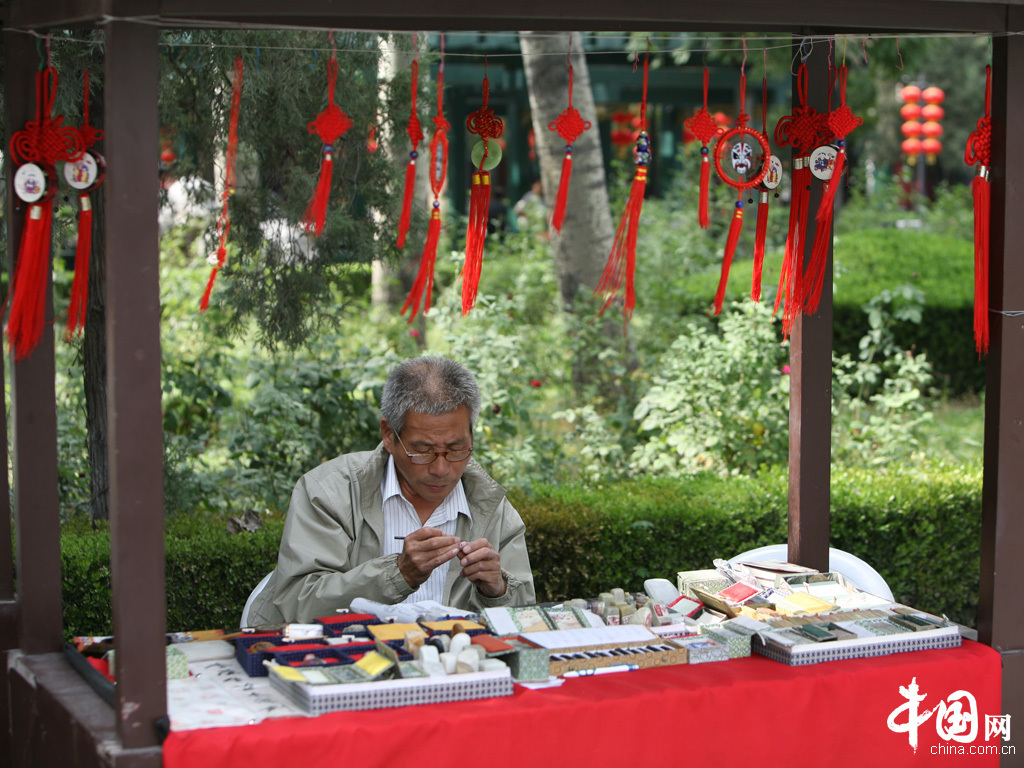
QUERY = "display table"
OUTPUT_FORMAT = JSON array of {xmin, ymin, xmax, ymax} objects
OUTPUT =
[{"xmin": 164, "ymin": 640, "xmax": 1003, "ymax": 767}]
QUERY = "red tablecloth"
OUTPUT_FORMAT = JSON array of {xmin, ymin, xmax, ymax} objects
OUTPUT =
[{"xmin": 164, "ymin": 640, "xmax": 1004, "ymax": 767}]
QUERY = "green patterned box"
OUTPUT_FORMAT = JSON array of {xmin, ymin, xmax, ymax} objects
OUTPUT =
[
  {"xmin": 677, "ymin": 569, "xmax": 731, "ymax": 599},
  {"xmin": 498, "ymin": 638, "xmax": 550, "ymax": 682},
  {"xmin": 700, "ymin": 626, "xmax": 751, "ymax": 658},
  {"xmin": 675, "ymin": 635, "xmax": 729, "ymax": 664}
]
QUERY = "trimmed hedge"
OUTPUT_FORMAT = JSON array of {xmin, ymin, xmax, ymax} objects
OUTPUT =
[{"xmin": 61, "ymin": 464, "xmax": 983, "ymax": 637}]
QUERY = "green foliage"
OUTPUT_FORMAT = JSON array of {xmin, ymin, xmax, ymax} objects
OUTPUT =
[
  {"xmin": 159, "ymin": 29, "xmax": 399, "ymax": 350},
  {"xmin": 632, "ymin": 300, "xmax": 790, "ymax": 476},
  {"xmin": 832, "ymin": 285, "xmax": 937, "ymax": 466}
]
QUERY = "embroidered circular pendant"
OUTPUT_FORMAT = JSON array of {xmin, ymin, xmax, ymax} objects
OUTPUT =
[
  {"xmin": 14, "ymin": 163, "xmax": 48, "ymax": 203},
  {"xmin": 761, "ymin": 155, "xmax": 784, "ymax": 190},
  {"xmin": 810, "ymin": 145, "xmax": 839, "ymax": 180},
  {"xmin": 64, "ymin": 151, "xmax": 103, "ymax": 190},
  {"xmin": 470, "ymin": 139, "xmax": 502, "ymax": 171},
  {"xmin": 713, "ymin": 127, "xmax": 771, "ymax": 191}
]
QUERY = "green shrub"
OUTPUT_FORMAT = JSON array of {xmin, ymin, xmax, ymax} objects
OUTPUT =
[{"xmin": 62, "ymin": 516, "xmax": 283, "ymax": 638}]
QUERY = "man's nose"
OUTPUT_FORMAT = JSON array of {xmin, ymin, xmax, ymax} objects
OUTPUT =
[{"xmin": 429, "ymin": 455, "xmax": 452, "ymax": 476}]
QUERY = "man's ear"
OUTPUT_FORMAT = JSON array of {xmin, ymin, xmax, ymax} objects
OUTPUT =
[{"xmin": 380, "ymin": 418, "xmax": 395, "ymax": 449}]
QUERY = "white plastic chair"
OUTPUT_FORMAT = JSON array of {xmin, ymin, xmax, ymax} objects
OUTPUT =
[
  {"xmin": 727, "ymin": 544, "xmax": 895, "ymax": 602},
  {"xmin": 240, "ymin": 570, "xmax": 275, "ymax": 628}
]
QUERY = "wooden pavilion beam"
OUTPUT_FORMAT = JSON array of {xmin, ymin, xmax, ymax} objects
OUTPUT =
[
  {"xmin": 0, "ymin": 0, "xmax": 1014, "ymax": 33},
  {"xmin": 982, "ymin": 11, "xmax": 1024, "ymax": 758},
  {"xmin": 104, "ymin": 19, "xmax": 167, "ymax": 756}
]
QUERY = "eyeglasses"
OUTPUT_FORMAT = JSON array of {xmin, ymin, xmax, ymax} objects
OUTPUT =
[{"xmin": 395, "ymin": 432, "xmax": 473, "ymax": 465}]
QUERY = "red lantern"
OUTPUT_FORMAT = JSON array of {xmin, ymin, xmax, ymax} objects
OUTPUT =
[
  {"xmin": 921, "ymin": 103, "xmax": 945, "ymax": 122},
  {"xmin": 900, "ymin": 103, "xmax": 922, "ymax": 120},
  {"xmin": 902, "ymin": 137, "xmax": 923, "ymax": 158},
  {"xmin": 900, "ymin": 84, "xmax": 922, "ymax": 103},
  {"xmin": 922, "ymin": 137, "xmax": 942, "ymax": 161},
  {"xmin": 901, "ymin": 120, "xmax": 923, "ymax": 138},
  {"xmin": 922, "ymin": 86, "xmax": 946, "ymax": 105},
  {"xmin": 921, "ymin": 120, "xmax": 944, "ymax": 139}
]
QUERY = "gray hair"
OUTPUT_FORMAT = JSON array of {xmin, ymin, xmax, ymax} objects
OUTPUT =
[{"xmin": 380, "ymin": 357, "xmax": 481, "ymax": 436}]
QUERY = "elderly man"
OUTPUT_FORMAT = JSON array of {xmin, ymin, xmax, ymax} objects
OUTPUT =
[{"xmin": 248, "ymin": 356, "xmax": 535, "ymax": 625}]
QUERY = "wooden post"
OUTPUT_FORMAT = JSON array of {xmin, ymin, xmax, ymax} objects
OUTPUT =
[
  {"xmin": 104, "ymin": 20, "xmax": 168, "ymax": 750},
  {"xmin": 982, "ymin": 18, "xmax": 1024, "ymax": 762},
  {"xmin": 3, "ymin": 29, "xmax": 64, "ymax": 657},
  {"xmin": 787, "ymin": 38, "xmax": 832, "ymax": 573}
]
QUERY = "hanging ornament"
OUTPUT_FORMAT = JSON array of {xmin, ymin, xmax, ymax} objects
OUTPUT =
[
  {"xmin": 462, "ymin": 61, "xmax": 505, "ymax": 315},
  {"xmin": 302, "ymin": 35, "xmax": 353, "ymax": 236},
  {"xmin": 7, "ymin": 64, "xmax": 84, "ymax": 362},
  {"xmin": 200, "ymin": 57, "xmax": 244, "ymax": 311},
  {"xmin": 685, "ymin": 68, "xmax": 726, "ymax": 229},
  {"xmin": 401, "ymin": 40, "xmax": 449, "ymax": 321},
  {"xmin": 710, "ymin": 70, "xmax": 771, "ymax": 315},
  {"xmin": 752, "ymin": 72, "xmax": 782, "ymax": 303},
  {"xmin": 64, "ymin": 69, "xmax": 106, "ymax": 338},
  {"xmin": 802, "ymin": 64, "xmax": 861, "ymax": 316},
  {"xmin": 396, "ymin": 40, "xmax": 424, "ymax": 249},
  {"xmin": 595, "ymin": 48, "xmax": 651, "ymax": 325},
  {"xmin": 548, "ymin": 42, "xmax": 592, "ymax": 232},
  {"xmin": 965, "ymin": 65, "xmax": 992, "ymax": 356},
  {"xmin": 772, "ymin": 60, "xmax": 823, "ymax": 336}
]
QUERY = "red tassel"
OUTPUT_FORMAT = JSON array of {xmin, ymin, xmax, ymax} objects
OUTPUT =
[
  {"xmin": 972, "ymin": 172, "xmax": 990, "ymax": 355},
  {"xmin": 396, "ymin": 158, "xmax": 417, "ymax": 248},
  {"xmin": 776, "ymin": 160, "xmax": 810, "ymax": 337},
  {"xmin": 551, "ymin": 149, "xmax": 573, "ymax": 232},
  {"xmin": 596, "ymin": 164, "xmax": 647, "ymax": 321},
  {"xmin": 7, "ymin": 203, "xmax": 52, "ymax": 361},
  {"xmin": 462, "ymin": 171, "xmax": 491, "ymax": 314},
  {"xmin": 713, "ymin": 199, "xmax": 745, "ymax": 315},
  {"xmin": 965, "ymin": 66, "xmax": 992, "ymax": 357},
  {"xmin": 803, "ymin": 147, "xmax": 846, "ymax": 315},
  {"xmin": 752, "ymin": 191, "xmax": 769, "ymax": 302},
  {"xmin": 397, "ymin": 56, "xmax": 423, "ymax": 249},
  {"xmin": 402, "ymin": 207, "xmax": 441, "ymax": 320},
  {"xmin": 303, "ymin": 54, "xmax": 353, "ymax": 237},
  {"xmin": 302, "ymin": 149, "xmax": 333, "ymax": 236},
  {"xmin": 699, "ymin": 151, "xmax": 711, "ymax": 229},
  {"xmin": 401, "ymin": 44, "xmax": 449, "ymax": 321},
  {"xmin": 66, "ymin": 194, "xmax": 93, "ymax": 337}
]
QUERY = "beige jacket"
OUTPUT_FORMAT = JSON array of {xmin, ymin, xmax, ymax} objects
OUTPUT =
[{"xmin": 249, "ymin": 444, "xmax": 535, "ymax": 625}]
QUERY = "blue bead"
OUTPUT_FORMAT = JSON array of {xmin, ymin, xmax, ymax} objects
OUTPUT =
[
  {"xmin": 432, "ymin": 200, "xmax": 440, "ymax": 209},
  {"xmin": 410, "ymin": 150, "xmax": 418, "ymax": 159},
  {"xmin": 565, "ymin": 145, "xmax": 573, "ymax": 154},
  {"xmin": 324, "ymin": 144, "xmax": 333, "ymax": 153},
  {"xmin": 701, "ymin": 146, "xmax": 709, "ymax": 156},
  {"xmin": 735, "ymin": 200, "xmax": 744, "ymax": 209}
]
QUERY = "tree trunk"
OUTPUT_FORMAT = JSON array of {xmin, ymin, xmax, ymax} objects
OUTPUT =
[
  {"xmin": 520, "ymin": 32, "xmax": 634, "ymax": 392},
  {"xmin": 519, "ymin": 32, "xmax": 613, "ymax": 307},
  {"xmin": 84, "ymin": 183, "xmax": 109, "ymax": 521}
]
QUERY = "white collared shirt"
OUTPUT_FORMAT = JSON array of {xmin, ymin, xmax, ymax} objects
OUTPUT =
[{"xmin": 380, "ymin": 454, "xmax": 472, "ymax": 605}]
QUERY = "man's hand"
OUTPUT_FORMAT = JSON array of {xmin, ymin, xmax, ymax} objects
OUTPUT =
[
  {"xmin": 457, "ymin": 538, "xmax": 506, "ymax": 598},
  {"xmin": 397, "ymin": 527, "xmax": 461, "ymax": 590}
]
